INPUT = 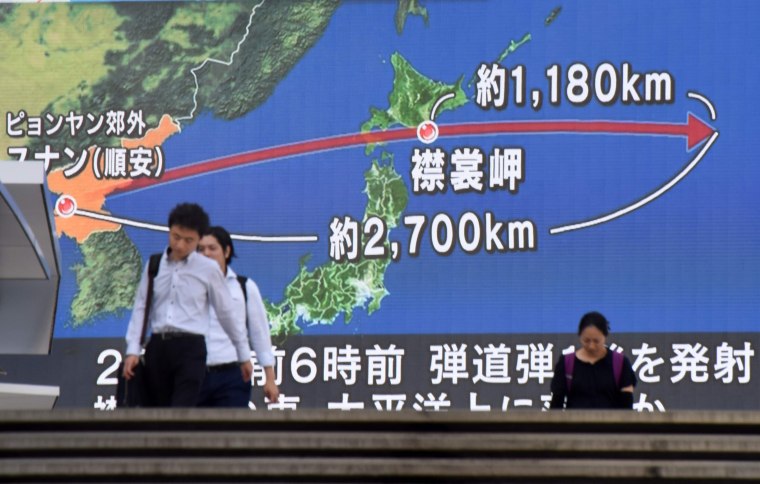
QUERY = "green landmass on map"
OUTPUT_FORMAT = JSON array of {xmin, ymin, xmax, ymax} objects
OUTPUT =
[
  {"xmin": 267, "ymin": 158, "xmax": 408, "ymax": 337},
  {"xmin": 361, "ymin": 52, "xmax": 468, "ymax": 154},
  {"xmin": 264, "ymin": 28, "xmax": 533, "ymax": 337},
  {"xmin": 7, "ymin": 0, "xmax": 340, "ymax": 161},
  {"xmin": 268, "ymin": 48, "xmax": 472, "ymax": 337},
  {"xmin": 467, "ymin": 32, "xmax": 531, "ymax": 88},
  {"xmin": 0, "ymin": 1, "xmax": 340, "ymax": 327},
  {"xmin": 70, "ymin": 231, "xmax": 142, "ymax": 323},
  {"xmin": 395, "ymin": 0, "xmax": 428, "ymax": 34}
]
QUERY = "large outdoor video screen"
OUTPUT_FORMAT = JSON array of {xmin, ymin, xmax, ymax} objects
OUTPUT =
[{"xmin": 1, "ymin": 0, "xmax": 758, "ymax": 411}]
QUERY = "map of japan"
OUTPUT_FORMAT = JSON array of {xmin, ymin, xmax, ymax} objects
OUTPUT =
[{"xmin": 0, "ymin": 0, "xmax": 743, "ymax": 344}]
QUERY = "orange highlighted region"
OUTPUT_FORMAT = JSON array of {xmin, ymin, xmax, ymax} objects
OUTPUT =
[{"xmin": 48, "ymin": 114, "xmax": 179, "ymax": 243}]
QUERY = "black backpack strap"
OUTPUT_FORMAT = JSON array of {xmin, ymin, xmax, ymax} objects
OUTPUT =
[
  {"xmin": 139, "ymin": 253, "xmax": 162, "ymax": 346},
  {"xmin": 236, "ymin": 275, "xmax": 249, "ymax": 330},
  {"xmin": 148, "ymin": 252, "xmax": 162, "ymax": 279}
]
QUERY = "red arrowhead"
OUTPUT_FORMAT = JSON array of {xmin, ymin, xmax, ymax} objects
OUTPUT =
[{"xmin": 686, "ymin": 113, "xmax": 715, "ymax": 151}]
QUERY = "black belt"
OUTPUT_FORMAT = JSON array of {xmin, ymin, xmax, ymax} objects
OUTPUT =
[
  {"xmin": 153, "ymin": 331, "xmax": 203, "ymax": 340},
  {"xmin": 207, "ymin": 362, "xmax": 239, "ymax": 373}
]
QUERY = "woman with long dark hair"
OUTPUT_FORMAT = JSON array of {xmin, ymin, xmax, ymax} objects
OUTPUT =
[{"xmin": 550, "ymin": 311, "xmax": 636, "ymax": 409}]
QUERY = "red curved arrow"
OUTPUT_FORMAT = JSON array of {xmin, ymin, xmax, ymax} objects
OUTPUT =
[
  {"xmin": 439, "ymin": 113, "xmax": 714, "ymax": 151},
  {"xmin": 114, "ymin": 114, "xmax": 715, "ymax": 194}
]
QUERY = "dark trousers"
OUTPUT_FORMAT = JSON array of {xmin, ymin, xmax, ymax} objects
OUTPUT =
[
  {"xmin": 143, "ymin": 334, "xmax": 206, "ymax": 407},
  {"xmin": 197, "ymin": 363, "xmax": 251, "ymax": 408}
]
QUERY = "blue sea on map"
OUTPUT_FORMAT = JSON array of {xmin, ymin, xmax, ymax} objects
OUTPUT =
[{"xmin": 53, "ymin": 1, "xmax": 760, "ymax": 339}]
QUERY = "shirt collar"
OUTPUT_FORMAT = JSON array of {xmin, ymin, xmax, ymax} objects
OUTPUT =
[
  {"xmin": 164, "ymin": 247, "xmax": 196, "ymax": 264},
  {"xmin": 225, "ymin": 265, "xmax": 238, "ymax": 280}
]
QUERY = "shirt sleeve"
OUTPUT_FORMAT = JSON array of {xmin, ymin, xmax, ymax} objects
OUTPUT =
[
  {"xmin": 549, "ymin": 356, "xmax": 567, "ymax": 409},
  {"xmin": 125, "ymin": 261, "xmax": 150, "ymax": 356},
  {"xmin": 613, "ymin": 355, "xmax": 636, "ymax": 409},
  {"xmin": 207, "ymin": 265, "xmax": 250, "ymax": 362},
  {"xmin": 245, "ymin": 279, "xmax": 275, "ymax": 367},
  {"xmin": 620, "ymin": 355, "xmax": 637, "ymax": 388}
]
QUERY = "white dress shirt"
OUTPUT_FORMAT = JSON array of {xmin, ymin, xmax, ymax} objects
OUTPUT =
[
  {"xmin": 205, "ymin": 267, "xmax": 275, "ymax": 367},
  {"xmin": 125, "ymin": 249, "xmax": 250, "ymax": 362}
]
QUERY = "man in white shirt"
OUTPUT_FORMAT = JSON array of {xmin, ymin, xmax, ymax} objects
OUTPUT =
[
  {"xmin": 122, "ymin": 203, "xmax": 253, "ymax": 407},
  {"xmin": 197, "ymin": 226, "xmax": 279, "ymax": 407}
]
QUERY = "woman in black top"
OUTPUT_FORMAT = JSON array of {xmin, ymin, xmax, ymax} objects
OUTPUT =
[{"xmin": 550, "ymin": 312, "xmax": 636, "ymax": 409}]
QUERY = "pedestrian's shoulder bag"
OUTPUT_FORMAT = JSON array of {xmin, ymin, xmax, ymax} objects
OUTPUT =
[{"xmin": 115, "ymin": 253, "xmax": 161, "ymax": 407}]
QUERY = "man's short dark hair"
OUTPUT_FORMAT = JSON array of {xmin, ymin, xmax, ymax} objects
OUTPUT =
[{"xmin": 168, "ymin": 203, "xmax": 209, "ymax": 236}]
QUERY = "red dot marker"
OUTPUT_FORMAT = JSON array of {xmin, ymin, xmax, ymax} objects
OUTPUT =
[
  {"xmin": 55, "ymin": 195, "xmax": 77, "ymax": 218},
  {"xmin": 416, "ymin": 121, "xmax": 439, "ymax": 144}
]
